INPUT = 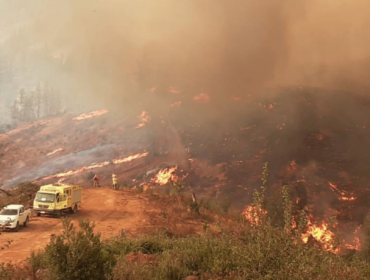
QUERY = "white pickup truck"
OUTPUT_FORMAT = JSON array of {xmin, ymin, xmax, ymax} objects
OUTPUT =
[{"xmin": 0, "ymin": 204, "xmax": 31, "ymax": 232}]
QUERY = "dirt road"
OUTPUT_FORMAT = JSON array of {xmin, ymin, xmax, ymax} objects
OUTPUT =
[{"xmin": 0, "ymin": 188, "xmax": 148, "ymax": 263}]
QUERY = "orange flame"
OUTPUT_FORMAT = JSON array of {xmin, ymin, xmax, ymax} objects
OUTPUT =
[
  {"xmin": 151, "ymin": 166, "xmax": 178, "ymax": 185},
  {"xmin": 135, "ymin": 123, "xmax": 146, "ymax": 129},
  {"xmin": 328, "ymin": 182, "xmax": 357, "ymax": 201},
  {"xmin": 47, "ymin": 148, "xmax": 63, "ymax": 156},
  {"xmin": 73, "ymin": 109, "xmax": 108, "ymax": 121},
  {"xmin": 169, "ymin": 86, "xmax": 181, "ymax": 94},
  {"xmin": 328, "ymin": 182, "xmax": 345, "ymax": 195},
  {"xmin": 343, "ymin": 226, "xmax": 362, "ymax": 251},
  {"xmin": 345, "ymin": 237, "xmax": 361, "ymax": 251},
  {"xmin": 136, "ymin": 111, "xmax": 149, "ymax": 128},
  {"xmin": 43, "ymin": 161, "xmax": 110, "ymax": 180},
  {"xmin": 194, "ymin": 93, "xmax": 210, "ymax": 103},
  {"xmin": 301, "ymin": 220, "xmax": 336, "ymax": 252},
  {"xmin": 338, "ymin": 196, "xmax": 357, "ymax": 201},
  {"xmin": 139, "ymin": 111, "xmax": 149, "ymax": 122},
  {"xmin": 112, "ymin": 152, "xmax": 149, "ymax": 164},
  {"xmin": 242, "ymin": 205, "xmax": 267, "ymax": 225}
]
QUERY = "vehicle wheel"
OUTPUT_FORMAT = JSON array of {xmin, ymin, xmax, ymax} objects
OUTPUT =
[
  {"xmin": 23, "ymin": 217, "xmax": 29, "ymax": 227},
  {"xmin": 36, "ymin": 213, "xmax": 41, "ymax": 217},
  {"xmin": 14, "ymin": 222, "xmax": 19, "ymax": 232},
  {"xmin": 73, "ymin": 204, "xmax": 78, "ymax": 214}
]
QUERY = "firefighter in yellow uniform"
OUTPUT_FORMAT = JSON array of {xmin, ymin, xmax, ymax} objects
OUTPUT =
[{"xmin": 112, "ymin": 173, "xmax": 118, "ymax": 190}]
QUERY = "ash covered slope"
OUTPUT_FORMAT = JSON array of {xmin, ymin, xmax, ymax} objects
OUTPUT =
[{"xmin": 171, "ymin": 87, "xmax": 370, "ymax": 223}]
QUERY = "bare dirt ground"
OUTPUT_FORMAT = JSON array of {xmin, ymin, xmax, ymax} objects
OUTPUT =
[
  {"xmin": 0, "ymin": 188, "xmax": 154, "ymax": 263},
  {"xmin": 0, "ymin": 112, "xmax": 212, "ymax": 264}
]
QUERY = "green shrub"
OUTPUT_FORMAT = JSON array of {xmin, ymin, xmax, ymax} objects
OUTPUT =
[
  {"xmin": 0, "ymin": 263, "xmax": 14, "ymax": 280},
  {"xmin": 38, "ymin": 218, "xmax": 115, "ymax": 280},
  {"xmin": 12, "ymin": 217, "xmax": 370, "ymax": 280},
  {"xmin": 3, "ymin": 161, "xmax": 370, "ymax": 280},
  {"xmin": 136, "ymin": 239, "xmax": 164, "ymax": 254}
]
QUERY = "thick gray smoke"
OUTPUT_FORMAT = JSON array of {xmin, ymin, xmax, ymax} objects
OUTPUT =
[{"xmin": 1, "ymin": 0, "xmax": 370, "ymax": 115}]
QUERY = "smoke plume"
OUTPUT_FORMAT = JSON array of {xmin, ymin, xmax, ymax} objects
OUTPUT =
[
  {"xmin": 2, "ymin": 0, "xmax": 370, "ymax": 114},
  {"xmin": 2, "ymin": 0, "xmax": 369, "ymax": 114}
]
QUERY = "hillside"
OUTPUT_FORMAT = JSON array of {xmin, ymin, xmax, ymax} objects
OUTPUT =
[
  {"xmin": 2, "ymin": 86, "xmax": 370, "ymax": 252},
  {"xmin": 1, "ymin": 184, "xmax": 370, "ymax": 280},
  {"xmin": 0, "ymin": 187, "xmax": 213, "ymax": 263}
]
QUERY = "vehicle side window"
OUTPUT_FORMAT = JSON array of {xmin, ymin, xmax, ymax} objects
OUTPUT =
[{"xmin": 20, "ymin": 207, "xmax": 24, "ymax": 214}]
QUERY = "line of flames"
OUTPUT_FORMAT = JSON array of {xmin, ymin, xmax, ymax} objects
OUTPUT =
[
  {"xmin": 112, "ymin": 152, "xmax": 149, "ymax": 164},
  {"xmin": 169, "ymin": 86, "xmax": 181, "ymax": 94},
  {"xmin": 43, "ymin": 161, "xmax": 110, "ymax": 180},
  {"xmin": 43, "ymin": 152, "xmax": 148, "ymax": 180},
  {"xmin": 47, "ymin": 148, "xmax": 63, "ymax": 156},
  {"xmin": 344, "ymin": 237, "xmax": 361, "ymax": 251},
  {"xmin": 242, "ymin": 205, "xmax": 361, "ymax": 253},
  {"xmin": 194, "ymin": 93, "xmax": 210, "ymax": 103},
  {"xmin": 328, "ymin": 182, "xmax": 357, "ymax": 201},
  {"xmin": 135, "ymin": 111, "xmax": 149, "ymax": 129},
  {"xmin": 73, "ymin": 109, "xmax": 108, "ymax": 121}
]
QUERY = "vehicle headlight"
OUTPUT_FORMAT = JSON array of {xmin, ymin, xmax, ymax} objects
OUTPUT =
[{"xmin": 7, "ymin": 219, "xmax": 15, "ymax": 223}]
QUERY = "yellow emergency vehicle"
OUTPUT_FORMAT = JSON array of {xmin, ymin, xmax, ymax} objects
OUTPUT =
[{"xmin": 33, "ymin": 184, "xmax": 82, "ymax": 217}]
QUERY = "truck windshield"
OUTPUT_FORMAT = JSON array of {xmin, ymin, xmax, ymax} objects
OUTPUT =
[
  {"xmin": 0, "ymin": 209, "xmax": 17, "ymax": 215},
  {"xmin": 35, "ymin": 192, "xmax": 55, "ymax": 203}
]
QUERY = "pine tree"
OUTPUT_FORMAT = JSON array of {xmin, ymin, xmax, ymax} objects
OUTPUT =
[
  {"xmin": 34, "ymin": 84, "xmax": 42, "ymax": 119},
  {"xmin": 54, "ymin": 88, "xmax": 62, "ymax": 115},
  {"xmin": 18, "ymin": 88, "xmax": 26, "ymax": 121},
  {"xmin": 24, "ymin": 93, "xmax": 35, "ymax": 121},
  {"xmin": 10, "ymin": 99, "xmax": 20, "ymax": 122},
  {"xmin": 42, "ymin": 84, "xmax": 50, "ymax": 117}
]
